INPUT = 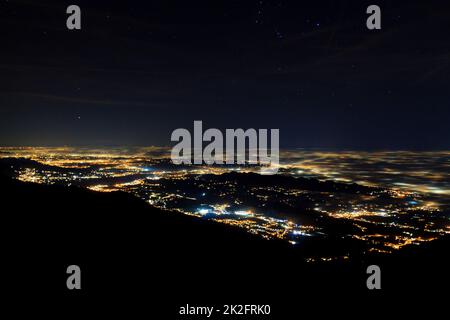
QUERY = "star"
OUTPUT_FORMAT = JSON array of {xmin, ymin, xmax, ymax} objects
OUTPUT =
[{"xmin": 275, "ymin": 30, "xmax": 284, "ymax": 39}]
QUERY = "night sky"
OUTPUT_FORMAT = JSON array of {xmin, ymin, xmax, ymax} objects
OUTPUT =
[{"xmin": 1, "ymin": 0, "xmax": 449, "ymax": 149}]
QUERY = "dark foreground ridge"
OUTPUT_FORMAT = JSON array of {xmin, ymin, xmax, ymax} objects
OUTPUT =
[{"xmin": 1, "ymin": 174, "xmax": 448, "ymax": 316}]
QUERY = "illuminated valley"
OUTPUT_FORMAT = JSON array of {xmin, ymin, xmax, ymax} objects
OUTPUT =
[{"xmin": 1, "ymin": 147, "xmax": 449, "ymax": 261}]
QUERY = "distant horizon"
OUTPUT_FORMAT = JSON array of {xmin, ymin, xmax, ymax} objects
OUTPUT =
[{"xmin": 1, "ymin": 145, "xmax": 450, "ymax": 152}]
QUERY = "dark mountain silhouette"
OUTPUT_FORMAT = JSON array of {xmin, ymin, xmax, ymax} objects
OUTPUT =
[{"xmin": 0, "ymin": 157, "xmax": 94, "ymax": 176}]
